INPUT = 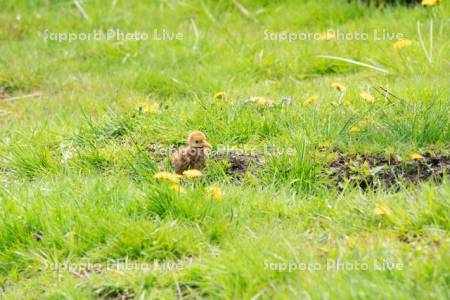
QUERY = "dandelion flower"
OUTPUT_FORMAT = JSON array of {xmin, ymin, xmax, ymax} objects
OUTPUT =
[
  {"xmin": 410, "ymin": 153, "xmax": 423, "ymax": 160},
  {"xmin": 182, "ymin": 169, "xmax": 203, "ymax": 179},
  {"xmin": 251, "ymin": 96, "xmax": 273, "ymax": 109},
  {"xmin": 207, "ymin": 186, "xmax": 224, "ymax": 201},
  {"xmin": 154, "ymin": 171, "xmax": 182, "ymax": 183},
  {"xmin": 138, "ymin": 101, "xmax": 159, "ymax": 113},
  {"xmin": 331, "ymin": 82, "xmax": 346, "ymax": 92},
  {"xmin": 319, "ymin": 141, "xmax": 331, "ymax": 149},
  {"xmin": 393, "ymin": 39, "xmax": 412, "ymax": 50},
  {"xmin": 374, "ymin": 206, "xmax": 388, "ymax": 215},
  {"xmin": 360, "ymin": 92, "xmax": 375, "ymax": 102},
  {"xmin": 422, "ymin": 0, "xmax": 440, "ymax": 6},
  {"xmin": 213, "ymin": 91, "xmax": 226, "ymax": 100},
  {"xmin": 304, "ymin": 95, "xmax": 318, "ymax": 106},
  {"xmin": 320, "ymin": 31, "xmax": 335, "ymax": 41},
  {"xmin": 349, "ymin": 126, "xmax": 361, "ymax": 134}
]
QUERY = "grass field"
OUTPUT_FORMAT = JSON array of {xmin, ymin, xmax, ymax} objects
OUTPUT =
[{"xmin": 0, "ymin": 0, "xmax": 449, "ymax": 299}]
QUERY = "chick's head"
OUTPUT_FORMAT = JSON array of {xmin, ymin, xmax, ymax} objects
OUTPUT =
[{"xmin": 188, "ymin": 131, "xmax": 212, "ymax": 148}]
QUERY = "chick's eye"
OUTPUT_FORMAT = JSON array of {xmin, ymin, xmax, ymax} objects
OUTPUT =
[{"xmin": 195, "ymin": 140, "xmax": 200, "ymax": 144}]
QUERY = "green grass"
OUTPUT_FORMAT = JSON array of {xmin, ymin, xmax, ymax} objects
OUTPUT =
[{"xmin": 0, "ymin": 0, "xmax": 449, "ymax": 299}]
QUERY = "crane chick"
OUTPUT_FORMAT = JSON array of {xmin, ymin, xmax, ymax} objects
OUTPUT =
[{"xmin": 172, "ymin": 131, "xmax": 212, "ymax": 174}]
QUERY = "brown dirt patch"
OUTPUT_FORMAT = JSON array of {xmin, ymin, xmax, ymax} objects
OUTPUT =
[
  {"xmin": 211, "ymin": 151, "xmax": 263, "ymax": 177},
  {"xmin": 326, "ymin": 152, "xmax": 449, "ymax": 190}
]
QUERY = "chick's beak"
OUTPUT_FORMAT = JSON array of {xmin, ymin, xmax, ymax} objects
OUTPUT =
[{"xmin": 203, "ymin": 141, "xmax": 212, "ymax": 148}]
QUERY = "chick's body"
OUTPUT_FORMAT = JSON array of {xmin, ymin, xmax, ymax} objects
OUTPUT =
[{"xmin": 173, "ymin": 131, "xmax": 211, "ymax": 174}]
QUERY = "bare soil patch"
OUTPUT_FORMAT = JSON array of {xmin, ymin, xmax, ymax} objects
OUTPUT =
[
  {"xmin": 326, "ymin": 152, "xmax": 449, "ymax": 190},
  {"xmin": 211, "ymin": 151, "xmax": 263, "ymax": 177}
]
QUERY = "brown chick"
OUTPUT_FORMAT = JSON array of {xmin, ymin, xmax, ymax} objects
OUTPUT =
[{"xmin": 172, "ymin": 131, "xmax": 212, "ymax": 174}]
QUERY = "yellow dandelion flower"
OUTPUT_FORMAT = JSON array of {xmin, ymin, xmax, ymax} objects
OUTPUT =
[
  {"xmin": 304, "ymin": 95, "xmax": 318, "ymax": 106},
  {"xmin": 207, "ymin": 186, "xmax": 224, "ymax": 201},
  {"xmin": 182, "ymin": 169, "xmax": 203, "ymax": 179},
  {"xmin": 251, "ymin": 96, "xmax": 273, "ymax": 109},
  {"xmin": 320, "ymin": 31, "xmax": 335, "ymax": 41},
  {"xmin": 393, "ymin": 39, "xmax": 412, "ymax": 50},
  {"xmin": 138, "ymin": 101, "xmax": 159, "ymax": 113},
  {"xmin": 319, "ymin": 141, "xmax": 331, "ymax": 149},
  {"xmin": 410, "ymin": 153, "xmax": 423, "ymax": 160},
  {"xmin": 349, "ymin": 126, "xmax": 361, "ymax": 134},
  {"xmin": 422, "ymin": 0, "xmax": 440, "ymax": 6},
  {"xmin": 154, "ymin": 171, "xmax": 182, "ymax": 183},
  {"xmin": 331, "ymin": 82, "xmax": 346, "ymax": 92},
  {"xmin": 360, "ymin": 92, "xmax": 375, "ymax": 102},
  {"xmin": 213, "ymin": 91, "xmax": 226, "ymax": 100},
  {"xmin": 374, "ymin": 206, "xmax": 388, "ymax": 215}
]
